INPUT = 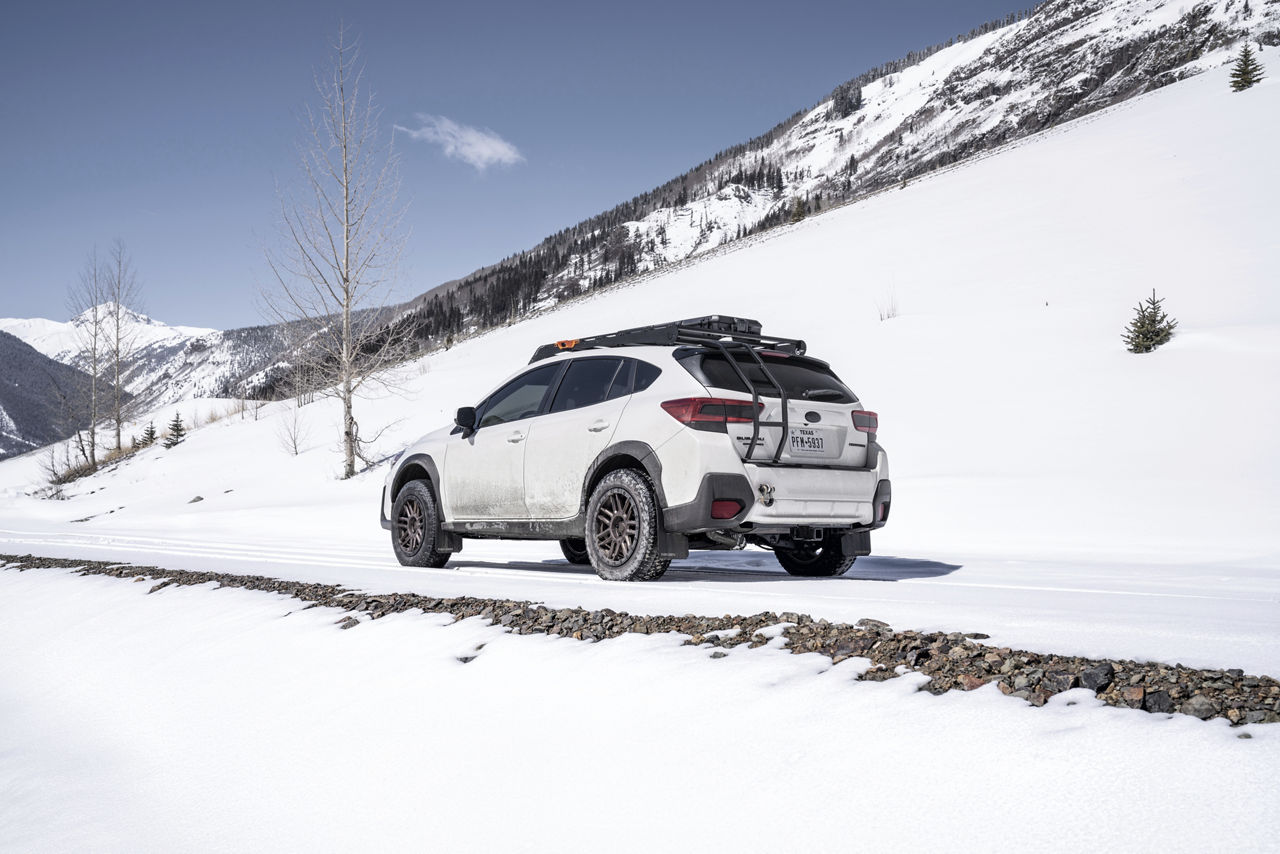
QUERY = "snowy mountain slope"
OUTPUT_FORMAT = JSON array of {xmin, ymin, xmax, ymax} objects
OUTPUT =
[
  {"xmin": 0, "ymin": 330, "xmax": 107, "ymax": 460},
  {"xmin": 0, "ymin": 305, "xmax": 213, "ymax": 363},
  {"xmin": 395, "ymin": 0, "xmax": 1279, "ymax": 346},
  {"xmin": 0, "ymin": 306, "xmax": 297, "ymax": 409},
  {"xmin": 0, "ymin": 65, "xmax": 1276, "ymax": 673}
]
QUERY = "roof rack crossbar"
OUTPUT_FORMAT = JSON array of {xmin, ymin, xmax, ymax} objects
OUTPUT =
[{"xmin": 529, "ymin": 315, "xmax": 807, "ymax": 363}]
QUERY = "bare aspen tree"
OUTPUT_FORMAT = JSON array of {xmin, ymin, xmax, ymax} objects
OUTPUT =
[
  {"xmin": 68, "ymin": 248, "xmax": 108, "ymax": 468},
  {"xmin": 265, "ymin": 28, "xmax": 408, "ymax": 479},
  {"xmin": 105, "ymin": 239, "xmax": 142, "ymax": 451}
]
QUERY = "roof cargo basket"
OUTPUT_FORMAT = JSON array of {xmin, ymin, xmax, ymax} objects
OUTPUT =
[
  {"xmin": 529, "ymin": 315, "xmax": 806, "ymax": 363},
  {"xmin": 530, "ymin": 315, "xmax": 807, "ymax": 464}
]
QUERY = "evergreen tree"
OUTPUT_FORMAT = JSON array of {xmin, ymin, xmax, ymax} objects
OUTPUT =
[
  {"xmin": 1122, "ymin": 289, "xmax": 1178, "ymax": 354},
  {"xmin": 789, "ymin": 197, "xmax": 807, "ymax": 223},
  {"xmin": 1230, "ymin": 43, "xmax": 1265, "ymax": 91},
  {"xmin": 141, "ymin": 421, "xmax": 158, "ymax": 447},
  {"xmin": 163, "ymin": 413, "xmax": 186, "ymax": 449}
]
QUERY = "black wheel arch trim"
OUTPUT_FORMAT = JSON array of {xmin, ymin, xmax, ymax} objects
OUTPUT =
[
  {"xmin": 580, "ymin": 440, "xmax": 667, "ymax": 513},
  {"xmin": 387, "ymin": 453, "xmax": 462, "ymax": 552}
]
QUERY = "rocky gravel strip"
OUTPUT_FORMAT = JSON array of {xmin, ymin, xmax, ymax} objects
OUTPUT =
[{"xmin": 4, "ymin": 552, "xmax": 1277, "ymax": 726}]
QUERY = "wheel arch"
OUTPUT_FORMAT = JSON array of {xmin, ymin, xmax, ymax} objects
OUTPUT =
[
  {"xmin": 393, "ymin": 453, "xmax": 443, "ymax": 505},
  {"xmin": 580, "ymin": 441, "xmax": 666, "ymax": 514}
]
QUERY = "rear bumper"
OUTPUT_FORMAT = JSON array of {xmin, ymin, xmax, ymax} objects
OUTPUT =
[
  {"xmin": 662, "ymin": 469, "xmax": 892, "ymax": 534},
  {"xmin": 741, "ymin": 464, "xmax": 882, "ymax": 528},
  {"xmin": 663, "ymin": 473, "xmax": 757, "ymax": 533}
]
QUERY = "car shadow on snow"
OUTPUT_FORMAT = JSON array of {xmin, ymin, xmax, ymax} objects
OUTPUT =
[
  {"xmin": 657, "ymin": 554, "xmax": 963, "ymax": 583},
  {"xmin": 445, "ymin": 554, "xmax": 961, "ymax": 583}
]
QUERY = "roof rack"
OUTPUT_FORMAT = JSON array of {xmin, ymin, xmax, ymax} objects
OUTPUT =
[
  {"xmin": 529, "ymin": 315, "xmax": 806, "ymax": 363},
  {"xmin": 530, "ymin": 315, "xmax": 806, "ymax": 464}
]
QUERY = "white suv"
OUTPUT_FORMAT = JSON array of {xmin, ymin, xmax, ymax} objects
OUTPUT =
[{"xmin": 381, "ymin": 316, "xmax": 891, "ymax": 581}]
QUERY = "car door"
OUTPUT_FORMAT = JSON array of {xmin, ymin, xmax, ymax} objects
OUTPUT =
[
  {"xmin": 444, "ymin": 362, "xmax": 564, "ymax": 522},
  {"xmin": 522, "ymin": 357, "xmax": 632, "ymax": 520}
]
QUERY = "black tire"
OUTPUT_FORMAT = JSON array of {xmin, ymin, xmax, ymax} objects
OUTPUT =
[
  {"xmin": 585, "ymin": 469, "xmax": 670, "ymax": 582},
  {"xmin": 774, "ymin": 538, "xmax": 856, "ymax": 577},
  {"xmin": 391, "ymin": 480, "xmax": 450, "ymax": 568},
  {"xmin": 559, "ymin": 538, "xmax": 591, "ymax": 565}
]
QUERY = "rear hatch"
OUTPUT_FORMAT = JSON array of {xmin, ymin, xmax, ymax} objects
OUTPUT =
[{"xmin": 675, "ymin": 348, "xmax": 873, "ymax": 468}]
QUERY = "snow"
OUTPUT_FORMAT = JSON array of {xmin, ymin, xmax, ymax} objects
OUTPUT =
[
  {"xmin": 1, "ymin": 62, "xmax": 1279, "ymax": 850},
  {"xmin": 1, "ymin": 567, "xmax": 1276, "ymax": 853}
]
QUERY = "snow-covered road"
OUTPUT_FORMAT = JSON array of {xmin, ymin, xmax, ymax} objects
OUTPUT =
[{"xmin": 4, "ymin": 523, "xmax": 1275, "ymax": 676}]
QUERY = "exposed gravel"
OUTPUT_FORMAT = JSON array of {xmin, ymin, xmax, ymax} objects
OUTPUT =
[{"xmin": 4, "ymin": 552, "xmax": 1277, "ymax": 726}]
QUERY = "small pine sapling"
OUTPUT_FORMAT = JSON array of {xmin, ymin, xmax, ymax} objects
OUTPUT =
[
  {"xmin": 163, "ymin": 413, "xmax": 186, "ymax": 448},
  {"xmin": 1122, "ymin": 289, "xmax": 1179, "ymax": 354},
  {"xmin": 1230, "ymin": 43, "xmax": 1265, "ymax": 92}
]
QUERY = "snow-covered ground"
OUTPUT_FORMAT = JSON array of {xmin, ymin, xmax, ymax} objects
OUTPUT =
[
  {"xmin": 2, "ymin": 64, "xmax": 1278, "ymax": 850},
  {"xmin": 2, "ymin": 566, "xmax": 1275, "ymax": 853}
]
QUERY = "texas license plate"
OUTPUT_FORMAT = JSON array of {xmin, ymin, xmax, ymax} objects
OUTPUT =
[{"xmin": 788, "ymin": 427, "xmax": 825, "ymax": 455}]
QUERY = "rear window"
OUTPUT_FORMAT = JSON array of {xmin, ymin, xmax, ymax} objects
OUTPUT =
[{"xmin": 677, "ymin": 350, "xmax": 858, "ymax": 404}]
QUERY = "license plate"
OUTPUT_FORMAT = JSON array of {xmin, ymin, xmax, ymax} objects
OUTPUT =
[{"xmin": 788, "ymin": 427, "xmax": 825, "ymax": 455}]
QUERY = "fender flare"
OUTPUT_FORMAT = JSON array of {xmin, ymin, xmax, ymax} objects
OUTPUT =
[{"xmin": 580, "ymin": 440, "xmax": 665, "ymax": 514}]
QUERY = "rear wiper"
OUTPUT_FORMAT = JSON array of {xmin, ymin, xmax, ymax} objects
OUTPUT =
[{"xmin": 801, "ymin": 388, "xmax": 843, "ymax": 400}]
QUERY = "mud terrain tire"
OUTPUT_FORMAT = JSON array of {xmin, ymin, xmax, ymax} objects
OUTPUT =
[
  {"xmin": 774, "ymin": 538, "xmax": 856, "ymax": 577},
  {"xmin": 391, "ymin": 480, "xmax": 451, "ymax": 568},
  {"xmin": 559, "ymin": 538, "xmax": 591, "ymax": 565},
  {"xmin": 585, "ymin": 469, "xmax": 670, "ymax": 581}
]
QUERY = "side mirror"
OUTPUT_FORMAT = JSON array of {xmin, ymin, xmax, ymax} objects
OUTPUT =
[{"xmin": 455, "ymin": 406, "xmax": 477, "ymax": 434}]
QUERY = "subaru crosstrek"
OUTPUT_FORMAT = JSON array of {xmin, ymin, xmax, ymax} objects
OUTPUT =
[{"xmin": 381, "ymin": 315, "xmax": 891, "ymax": 581}]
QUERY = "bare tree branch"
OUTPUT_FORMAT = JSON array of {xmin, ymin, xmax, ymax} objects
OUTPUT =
[
  {"xmin": 67, "ymin": 247, "xmax": 107, "ymax": 469},
  {"xmin": 104, "ymin": 239, "xmax": 142, "ymax": 451},
  {"xmin": 263, "ymin": 26, "xmax": 411, "ymax": 479}
]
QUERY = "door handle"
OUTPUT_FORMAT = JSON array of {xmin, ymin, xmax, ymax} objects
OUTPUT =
[
  {"xmin": 507, "ymin": 432, "xmax": 526, "ymax": 443},
  {"xmin": 588, "ymin": 419, "xmax": 610, "ymax": 433}
]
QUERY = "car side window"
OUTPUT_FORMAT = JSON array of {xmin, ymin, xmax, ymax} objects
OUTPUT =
[
  {"xmin": 478, "ymin": 363, "xmax": 563, "ymax": 428},
  {"xmin": 605, "ymin": 359, "xmax": 635, "ymax": 400},
  {"xmin": 634, "ymin": 360, "xmax": 661, "ymax": 392},
  {"xmin": 549, "ymin": 358, "xmax": 623, "ymax": 414}
]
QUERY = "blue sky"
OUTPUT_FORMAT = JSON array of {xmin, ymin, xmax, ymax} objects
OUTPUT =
[{"xmin": 1, "ymin": 0, "xmax": 1020, "ymax": 329}]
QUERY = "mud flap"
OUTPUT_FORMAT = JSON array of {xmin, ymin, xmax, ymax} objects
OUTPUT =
[
  {"xmin": 657, "ymin": 521, "xmax": 689, "ymax": 560},
  {"xmin": 841, "ymin": 530, "xmax": 872, "ymax": 556}
]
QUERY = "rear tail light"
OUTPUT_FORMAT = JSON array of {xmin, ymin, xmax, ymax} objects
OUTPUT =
[
  {"xmin": 710, "ymin": 499, "xmax": 743, "ymax": 519},
  {"xmin": 661, "ymin": 398, "xmax": 763, "ymax": 432},
  {"xmin": 852, "ymin": 410, "xmax": 878, "ymax": 434}
]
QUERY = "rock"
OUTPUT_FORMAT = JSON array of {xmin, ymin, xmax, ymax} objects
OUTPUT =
[
  {"xmin": 958, "ymin": 674, "xmax": 986, "ymax": 691},
  {"xmin": 1120, "ymin": 686, "xmax": 1145, "ymax": 707},
  {"xmin": 1042, "ymin": 671, "xmax": 1079, "ymax": 694},
  {"xmin": 1144, "ymin": 690, "xmax": 1175, "ymax": 714},
  {"xmin": 188, "ymin": 495, "xmax": 203, "ymax": 504},
  {"xmin": 336, "ymin": 616, "xmax": 359, "ymax": 630},
  {"xmin": 710, "ymin": 651, "xmax": 727, "ymax": 659},
  {"xmin": 1080, "ymin": 662, "xmax": 1115, "ymax": 692},
  {"xmin": 856, "ymin": 618, "xmax": 890, "ymax": 631},
  {"xmin": 1181, "ymin": 694, "xmax": 1218, "ymax": 720}
]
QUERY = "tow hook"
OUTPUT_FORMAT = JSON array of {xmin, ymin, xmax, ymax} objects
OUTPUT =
[{"xmin": 758, "ymin": 483, "xmax": 775, "ymax": 507}]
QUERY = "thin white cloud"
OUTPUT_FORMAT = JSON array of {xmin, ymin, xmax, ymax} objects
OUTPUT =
[{"xmin": 396, "ymin": 114, "xmax": 524, "ymax": 171}]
